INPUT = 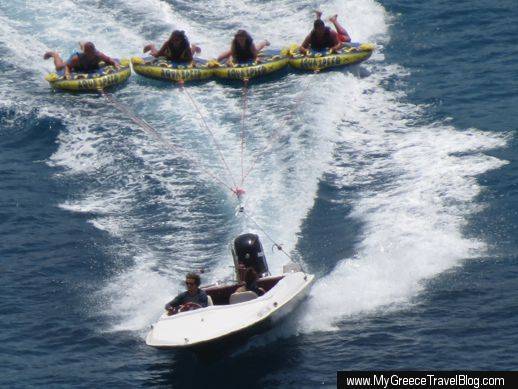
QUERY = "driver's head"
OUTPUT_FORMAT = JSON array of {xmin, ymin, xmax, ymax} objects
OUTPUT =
[{"xmin": 185, "ymin": 272, "xmax": 200, "ymax": 292}]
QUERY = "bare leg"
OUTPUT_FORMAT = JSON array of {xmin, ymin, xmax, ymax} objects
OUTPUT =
[
  {"xmin": 43, "ymin": 51, "xmax": 66, "ymax": 70},
  {"xmin": 314, "ymin": 10, "xmax": 322, "ymax": 20},
  {"xmin": 329, "ymin": 14, "xmax": 351, "ymax": 42}
]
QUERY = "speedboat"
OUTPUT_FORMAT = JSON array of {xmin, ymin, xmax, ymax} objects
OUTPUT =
[{"xmin": 146, "ymin": 233, "xmax": 314, "ymax": 349}]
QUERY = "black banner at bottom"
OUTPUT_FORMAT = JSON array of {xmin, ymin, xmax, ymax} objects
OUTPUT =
[{"xmin": 338, "ymin": 371, "xmax": 518, "ymax": 389}]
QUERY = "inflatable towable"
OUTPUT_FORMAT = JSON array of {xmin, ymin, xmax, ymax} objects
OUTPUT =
[
  {"xmin": 45, "ymin": 59, "xmax": 131, "ymax": 91},
  {"xmin": 285, "ymin": 43, "xmax": 375, "ymax": 72},
  {"xmin": 131, "ymin": 57, "xmax": 213, "ymax": 82},
  {"xmin": 211, "ymin": 51, "xmax": 289, "ymax": 80}
]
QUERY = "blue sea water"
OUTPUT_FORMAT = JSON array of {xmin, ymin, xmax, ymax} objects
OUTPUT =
[{"xmin": 1, "ymin": 0, "xmax": 518, "ymax": 387}]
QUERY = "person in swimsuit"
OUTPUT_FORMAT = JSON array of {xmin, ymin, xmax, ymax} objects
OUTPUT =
[
  {"xmin": 321, "ymin": 11, "xmax": 351, "ymax": 43},
  {"xmin": 43, "ymin": 42, "xmax": 119, "ymax": 79},
  {"xmin": 300, "ymin": 11, "xmax": 351, "ymax": 54},
  {"xmin": 235, "ymin": 268, "xmax": 265, "ymax": 296},
  {"xmin": 143, "ymin": 30, "xmax": 201, "ymax": 63},
  {"xmin": 217, "ymin": 30, "xmax": 270, "ymax": 64}
]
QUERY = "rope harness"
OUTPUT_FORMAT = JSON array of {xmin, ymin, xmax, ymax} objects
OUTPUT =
[
  {"xmin": 99, "ymin": 72, "xmax": 313, "ymax": 273},
  {"xmin": 99, "ymin": 89, "xmax": 235, "ymax": 193},
  {"xmin": 179, "ymin": 80, "xmax": 239, "ymax": 192},
  {"xmin": 241, "ymin": 71, "xmax": 317, "ymax": 185}
]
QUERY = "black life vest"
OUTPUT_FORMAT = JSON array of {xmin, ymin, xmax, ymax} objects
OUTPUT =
[
  {"xmin": 74, "ymin": 52, "xmax": 102, "ymax": 72},
  {"xmin": 233, "ymin": 44, "xmax": 255, "ymax": 63},
  {"xmin": 310, "ymin": 27, "xmax": 334, "ymax": 51}
]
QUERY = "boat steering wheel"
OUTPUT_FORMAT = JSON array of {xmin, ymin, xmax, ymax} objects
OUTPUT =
[
  {"xmin": 178, "ymin": 302, "xmax": 202, "ymax": 312},
  {"xmin": 166, "ymin": 302, "xmax": 203, "ymax": 316}
]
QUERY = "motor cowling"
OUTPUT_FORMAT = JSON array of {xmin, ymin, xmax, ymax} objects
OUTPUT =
[{"xmin": 231, "ymin": 233, "xmax": 269, "ymax": 282}]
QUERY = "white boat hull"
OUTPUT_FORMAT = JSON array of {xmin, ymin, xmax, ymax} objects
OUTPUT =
[{"xmin": 146, "ymin": 271, "xmax": 314, "ymax": 349}]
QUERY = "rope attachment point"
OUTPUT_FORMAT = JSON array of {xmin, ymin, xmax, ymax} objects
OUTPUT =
[{"xmin": 232, "ymin": 187, "xmax": 246, "ymax": 199}]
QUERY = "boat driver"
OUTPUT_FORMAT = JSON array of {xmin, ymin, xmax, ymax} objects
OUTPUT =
[
  {"xmin": 165, "ymin": 272, "xmax": 208, "ymax": 315},
  {"xmin": 43, "ymin": 42, "xmax": 119, "ymax": 79},
  {"xmin": 299, "ymin": 11, "xmax": 350, "ymax": 54}
]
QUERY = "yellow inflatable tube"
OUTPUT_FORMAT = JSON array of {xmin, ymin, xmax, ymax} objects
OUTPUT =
[
  {"xmin": 45, "ymin": 59, "xmax": 131, "ymax": 91},
  {"xmin": 285, "ymin": 43, "xmax": 375, "ymax": 71},
  {"xmin": 211, "ymin": 53, "xmax": 289, "ymax": 80},
  {"xmin": 131, "ymin": 57, "xmax": 213, "ymax": 82}
]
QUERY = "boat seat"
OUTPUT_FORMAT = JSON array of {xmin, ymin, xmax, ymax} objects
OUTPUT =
[
  {"xmin": 207, "ymin": 295, "xmax": 214, "ymax": 306},
  {"xmin": 229, "ymin": 291, "xmax": 258, "ymax": 304}
]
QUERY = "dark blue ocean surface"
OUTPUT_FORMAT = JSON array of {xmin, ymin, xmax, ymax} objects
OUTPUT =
[{"xmin": 1, "ymin": 0, "xmax": 517, "ymax": 387}]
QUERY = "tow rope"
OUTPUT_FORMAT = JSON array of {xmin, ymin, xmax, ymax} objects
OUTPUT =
[
  {"xmin": 241, "ymin": 70, "xmax": 318, "ymax": 186},
  {"xmin": 179, "ymin": 80, "xmax": 241, "ymax": 195},
  {"xmin": 240, "ymin": 78, "xmax": 249, "ymax": 186},
  {"xmin": 99, "ymin": 89, "xmax": 235, "ymax": 193}
]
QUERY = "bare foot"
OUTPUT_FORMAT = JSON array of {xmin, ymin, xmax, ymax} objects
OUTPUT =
[
  {"xmin": 43, "ymin": 51, "xmax": 54, "ymax": 60},
  {"xmin": 329, "ymin": 14, "xmax": 338, "ymax": 23},
  {"xmin": 314, "ymin": 10, "xmax": 322, "ymax": 19},
  {"xmin": 143, "ymin": 43, "xmax": 154, "ymax": 53}
]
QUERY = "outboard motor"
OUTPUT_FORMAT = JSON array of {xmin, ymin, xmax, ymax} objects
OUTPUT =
[{"xmin": 231, "ymin": 233, "xmax": 270, "ymax": 282}]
